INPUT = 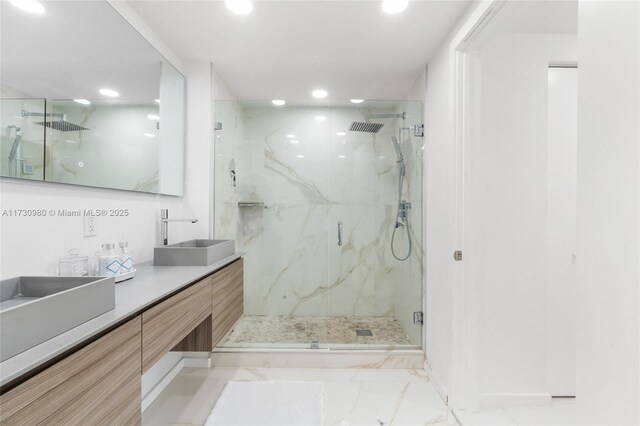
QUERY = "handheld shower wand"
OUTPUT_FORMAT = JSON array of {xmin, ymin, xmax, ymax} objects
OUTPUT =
[
  {"xmin": 7, "ymin": 125, "xmax": 22, "ymax": 177},
  {"xmin": 390, "ymin": 135, "xmax": 412, "ymax": 261}
]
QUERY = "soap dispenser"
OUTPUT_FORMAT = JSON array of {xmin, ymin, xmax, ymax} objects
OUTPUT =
[
  {"xmin": 118, "ymin": 242, "xmax": 134, "ymax": 273},
  {"xmin": 98, "ymin": 243, "xmax": 119, "ymax": 277}
]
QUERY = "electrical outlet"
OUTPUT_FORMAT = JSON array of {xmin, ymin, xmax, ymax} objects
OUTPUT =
[{"xmin": 84, "ymin": 215, "xmax": 97, "ymax": 237}]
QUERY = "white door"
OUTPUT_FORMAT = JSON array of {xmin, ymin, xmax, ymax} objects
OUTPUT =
[{"xmin": 547, "ymin": 66, "xmax": 577, "ymax": 397}]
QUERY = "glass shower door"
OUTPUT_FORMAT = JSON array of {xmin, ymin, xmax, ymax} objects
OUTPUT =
[
  {"xmin": 327, "ymin": 101, "xmax": 424, "ymax": 350},
  {"xmin": 214, "ymin": 100, "xmax": 332, "ymax": 349}
]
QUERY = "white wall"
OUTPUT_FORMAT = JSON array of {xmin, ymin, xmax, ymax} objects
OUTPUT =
[
  {"xmin": 546, "ymin": 67, "xmax": 577, "ymax": 397},
  {"xmin": 423, "ymin": 42, "xmax": 455, "ymax": 398},
  {"xmin": 183, "ymin": 62, "xmax": 215, "ymax": 241},
  {"xmin": 576, "ymin": 1, "xmax": 639, "ymax": 423}
]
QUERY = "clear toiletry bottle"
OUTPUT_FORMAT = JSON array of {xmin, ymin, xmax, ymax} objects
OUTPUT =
[
  {"xmin": 98, "ymin": 243, "xmax": 120, "ymax": 277},
  {"xmin": 118, "ymin": 242, "xmax": 134, "ymax": 274},
  {"xmin": 58, "ymin": 249, "xmax": 89, "ymax": 277}
]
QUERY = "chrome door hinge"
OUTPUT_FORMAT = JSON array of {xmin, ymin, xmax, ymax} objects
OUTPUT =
[
  {"xmin": 454, "ymin": 251, "xmax": 463, "ymax": 261},
  {"xmin": 413, "ymin": 311, "xmax": 424, "ymax": 325}
]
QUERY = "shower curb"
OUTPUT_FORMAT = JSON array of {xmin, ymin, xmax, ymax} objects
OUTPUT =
[{"xmin": 210, "ymin": 348, "xmax": 425, "ymax": 369}]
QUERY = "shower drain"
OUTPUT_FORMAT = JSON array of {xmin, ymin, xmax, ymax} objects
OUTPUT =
[{"xmin": 355, "ymin": 329, "xmax": 373, "ymax": 337}]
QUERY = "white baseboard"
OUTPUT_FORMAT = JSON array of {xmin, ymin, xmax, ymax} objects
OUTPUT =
[
  {"xmin": 478, "ymin": 392, "xmax": 552, "ymax": 407},
  {"xmin": 141, "ymin": 354, "xmax": 212, "ymax": 412},
  {"xmin": 424, "ymin": 360, "xmax": 448, "ymax": 405},
  {"xmin": 141, "ymin": 358, "xmax": 185, "ymax": 412},
  {"xmin": 183, "ymin": 355, "xmax": 212, "ymax": 368}
]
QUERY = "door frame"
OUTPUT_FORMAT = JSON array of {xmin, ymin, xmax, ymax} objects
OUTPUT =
[{"xmin": 447, "ymin": 0, "xmax": 505, "ymax": 410}]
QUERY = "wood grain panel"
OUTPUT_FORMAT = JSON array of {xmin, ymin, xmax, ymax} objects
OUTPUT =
[
  {"xmin": 172, "ymin": 316, "xmax": 213, "ymax": 352},
  {"xmin": 211, "ymin": 259, "xmax": 244, "ymax": 347},
  {"xmin": 142, "ymin": 277, "xmax": 212, "ymax": 372},
  {"xmin": 0, "ymin": 316, "xmax": 142, "ymax": 426}
]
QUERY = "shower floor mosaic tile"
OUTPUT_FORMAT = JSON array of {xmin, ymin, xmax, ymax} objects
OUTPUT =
[{"xmin": 219, "ymin": 315, "xmax": 415, "ymax": 346}]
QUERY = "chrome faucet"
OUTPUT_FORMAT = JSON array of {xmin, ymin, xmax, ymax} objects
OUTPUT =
[{"xmin": 160, "ymin": 209, "xmax": 198, "ymax": 246}]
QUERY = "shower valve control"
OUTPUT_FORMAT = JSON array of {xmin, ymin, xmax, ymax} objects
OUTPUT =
[
  {"xmin": 397, "ymin": 201, "xmax": 411, "ymax": 226},
  {"xmin": 414, "ymin": 124, "xmax": 424, "ymax": 137}
]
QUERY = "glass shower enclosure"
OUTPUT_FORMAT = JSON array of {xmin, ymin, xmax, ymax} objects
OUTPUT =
[{"xmin": 214, "ymin": 100, "xmax": 423, "ymax": 350}]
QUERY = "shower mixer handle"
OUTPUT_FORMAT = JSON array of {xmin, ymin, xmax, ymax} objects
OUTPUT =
[{"xmin": 397, "ymin": 200, "xmax": 411, "ymax": 227}]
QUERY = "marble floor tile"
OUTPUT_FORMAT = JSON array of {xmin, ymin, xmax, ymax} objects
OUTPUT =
[
  {"xmin": 219, "ymin": 315, "xmax": 414, "ymax": 347},
  {"xmin": 455, "ymin": 399, "xmax": 579, "ymax": 426},
  {"xmin": 143, "ymin": 367, "xmax": 454, "ymax": 426},
  {"xmin": 324, "ymin": 380, "xmax": 456, "ymax": 426},
  {"xmin": 453, "ymin": 408, "xmax": 517, "ymax": 426},
  {"xmin": 502, "ymin": 398, "xmax": 578, "ymax": 425}
]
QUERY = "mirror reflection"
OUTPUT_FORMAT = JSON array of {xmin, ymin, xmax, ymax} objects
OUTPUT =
[
  {"xmin": 0, "ymin": 98, "xmax": 46, "ymax": 180},
  {"xmin": 0, "ymin": 0, "xmax": 185, "ymax": 195}
]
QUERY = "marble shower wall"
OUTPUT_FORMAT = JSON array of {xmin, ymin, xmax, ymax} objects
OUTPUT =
[{"xmin": 214, "ymin": 101, "xmax": 423, "ymax": 346}]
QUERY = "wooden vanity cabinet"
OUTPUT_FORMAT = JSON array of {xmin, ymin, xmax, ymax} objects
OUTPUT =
[
  {"xmin": 0, "ymin": 316, "xmax": 142, "ymax": 426},
  {"xmin": 0, "ymin": 258, "xmax": 244, "ymax": 425},
  {"xmin": 211, "ymin": 258, "xmax": 244, "ymax": 347},
  {"xmin": 141, "ymin": 276, "xmax": 212, "ymax": 373}
]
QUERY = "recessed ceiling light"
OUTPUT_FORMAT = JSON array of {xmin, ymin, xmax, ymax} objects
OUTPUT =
[
  {"xmin": 315, "ymin": 115, "xmax": 327, "ymax": 122},
  {"xmin": 99, "ymin": 88, "xmax": 119, "ymax": 97},
  {"xmin": 350, "ymin": 99, "xmax": 364, "ymax": 104},
  {"xmin": 272, "ymin": 99, "xmax": 286, "ymax": 106},
  {"xmin": 73, "ymin": 99, "xmax": 91, "ymax": 105},
  {"xmin": 296, "ymin": 154, "xmax": 305, "ymax": 158},
  {"xmin": 286, "ymin": 134, "xmax": 296, "ymax": 139},
  {"xmin": 312, "ymin": 89, "xmax": 328, "ymax": 99},
  {"xmin": 290, "ymin": 140, "xmax": 299, "ymax": 144},
  {"xmin": 338, "ymin": 155, "xmax": 346, "ymax": 159},
  {"xmin": 155, "ymin": 99, "xmax": 160, "ymax": 104},
  {"xmin": 144, "ymin": 133, "xmax": 156, "ymax": 138},
  {"xmin": 147, "ymin": 114, "xmax": 160, "ymax": 120},
  {"xmin": 7, "ymin": 0, "xmax": 45, "ymax": 14},
  {"xmin": 336, "ymin": 132, "xmax": 346, "ymax": 136},
  {"xmin": 225, "ymin": 0, "xmax": 253, "ymax": 15},
  {"xmin": 382, "ymin": 0, "xmax": 408, "ymax": 14}
]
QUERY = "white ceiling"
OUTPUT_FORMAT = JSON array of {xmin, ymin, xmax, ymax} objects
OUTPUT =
[
  {"xmin": 469, "ymin": 1, "xmax": 578, "ymax": 50},
  {"xmin": 128, "ymin": 0, "xmax": 471, "ymax": 101}
]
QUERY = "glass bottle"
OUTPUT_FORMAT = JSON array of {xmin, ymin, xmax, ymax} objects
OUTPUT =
[
  {"xmin": 118, "ymin": 241, "xmax": 134, "ymax": 274},
  {"xmin": 98, "ymin": 243, "xmax": 119, "ymax": 277}
]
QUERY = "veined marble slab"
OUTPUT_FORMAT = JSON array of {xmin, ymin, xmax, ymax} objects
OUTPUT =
[{"xmin": 214, "ymin": 101, "xmax": 424, "ymax": 345}]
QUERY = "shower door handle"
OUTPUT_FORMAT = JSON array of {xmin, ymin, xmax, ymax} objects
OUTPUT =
[{"xmin": 337, "ymin": 221, "xmax": 343, "ymax": 246}]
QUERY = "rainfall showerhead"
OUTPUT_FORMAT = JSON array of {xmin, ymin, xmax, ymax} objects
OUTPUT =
[
  {"xmin": 35, "ymin": 121, "xmax": 89, "ymax": 132},
  {"xmin": 22, "ymin": 110, "xmax": 89, "ymax": 132},
  {"xmin": 348, "ymin": 112, "xmax": 406, "ymax": 134},
  {"xmin": 349, "ymin": 121, "xmax": 384, "ymax": 133}
]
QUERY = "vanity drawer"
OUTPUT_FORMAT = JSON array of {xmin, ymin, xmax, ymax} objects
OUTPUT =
[
  {"xmin": 0, "ymin": 316, "xmax": 142, "ymax": 426},
  {"xmin": 142, "ymin": 277, "xmax": 212, "ymax": 373},
  {"xmin": 211, "ymin": 259, "xmax": 244, "ymax": 346}
]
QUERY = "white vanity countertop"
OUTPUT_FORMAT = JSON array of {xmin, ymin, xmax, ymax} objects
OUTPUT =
[{"xmin": 0, "ymin": 253, "xmax": 244, "ymax": 387}]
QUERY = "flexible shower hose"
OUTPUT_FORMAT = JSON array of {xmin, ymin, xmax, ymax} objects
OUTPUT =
[{"xmin": 391, "ymin": 159, "xmax": 412, "ymax": 261}]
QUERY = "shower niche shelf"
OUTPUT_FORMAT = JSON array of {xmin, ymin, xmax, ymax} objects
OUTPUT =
[{"xmin": 237, "ymin": 202, "xmax": 265, "ymax": 208}]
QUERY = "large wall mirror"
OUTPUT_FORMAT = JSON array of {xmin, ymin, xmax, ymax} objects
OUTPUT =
[{"xmin": 0, "ymin": 1, "xmax": 185, "ymax": 196}]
